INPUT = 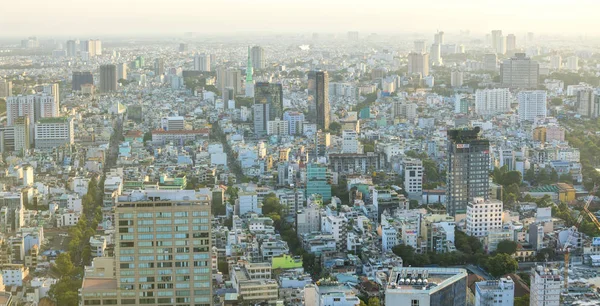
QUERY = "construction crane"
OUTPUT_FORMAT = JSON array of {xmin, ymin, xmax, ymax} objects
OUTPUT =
[{"xmin": 563, "ymin": 185, "xmax": 600, "ymax": 291}]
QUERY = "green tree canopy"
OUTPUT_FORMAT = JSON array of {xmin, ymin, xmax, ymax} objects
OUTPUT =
[
  {"xmin": 496, "ymin": 240, "xmax": 518, "ymax": 255},
  {"xmin": 486, "ymin": 253, "xmax": 518, "ymax": 277},
  {"xmin": 262, "ymin": 193, "xmax": 283, "ymax": 216}
]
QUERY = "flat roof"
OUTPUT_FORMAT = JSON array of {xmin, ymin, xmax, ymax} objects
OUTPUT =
[{"xmin": 82, "ymin": 278, "xmax": 117, "ymax": 291}]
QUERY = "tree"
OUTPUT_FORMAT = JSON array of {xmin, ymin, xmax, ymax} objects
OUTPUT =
[
  {"xmin": 409, "ymin": 200, "xmax": 419, "ymax": 209},
  {"xmin": 328, "ymin": 122, "xmax": 342, "ymax": 135},
  {"xmin": 367, "ymin": 297, "xmax": 381, "ymax": 306},
  {"xmin": 262, "ymin": 193, "xmax": 282, "ymax": 216},
  {"xmin": 514, "ymin": 295, "xmax": 530, "ymax": 306},
  {"xmin": 550, "ymin": 97, "xmax": 563, "ymax": 106},
  {"xmin": 54, "ymin": 253, "xmax": 75, "ymax": 278},
  {"xmin": 525, "ymin": 167, "xmax": 536, "ymax": 183},
  {"xmin": 486, "ymin": 253, "xmax": 518, "ymax": 277},
  {"xmin": 496, "ymin": 240, "xmax": 518, "ymax": 255}
]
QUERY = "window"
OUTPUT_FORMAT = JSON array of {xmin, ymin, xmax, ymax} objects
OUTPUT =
[{"xmin": 411, "ymin": 300, "xmax": 419, "ymax": 306}]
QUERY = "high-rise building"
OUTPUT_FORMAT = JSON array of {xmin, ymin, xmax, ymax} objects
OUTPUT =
[
  {"xmin": 566, "ymin": 56, "xmax": 579, "ymax": 71},
  {"xmin": 466, "ymin": 197, "xmax": 503, "ymax": 237},
  {"xmin": 250, "ymin": 46, "xmax": 266, "ymax": 70},
  {"xmin": 342, "ymin": 130, "xmax": 360, "ymax": 154},
  {"xmin": 72, "ymin": 71, "xmax": 94, "ymax": 91},
  {"xmin": 550, "ymin": 54, "xmax": 562, "ymax": 70},
  {"xmin": 306, "ymin": 164, "xmax": 331, "ymax": 202},
  {"xmin": 403, "ymin": 158, "xmax": 423, "ymax": 197},
  {"xmin": 217, "ymin": 68, "xmax": 242, "ymax": 97},
  {"xmin": 434, "ymin": 31, "xmax": 444, "ymax": 45},
  {"xmin": 179, "ymin": 43, "xmax": 188, "ymax": 52},
  {"xmin": 116, "ymin": 63, "xmax": 127, "ymax": 81},
  {"xmin": 475, "ymin": 88, "xmax": 511, "ymax": 115},
  {"xmin": 80, "ymin": 190, "xmax": 212, "ymax": 306},
  {"xmin": 446, "ymin": 128, "xmax": 490, "ymax": 216},
  {"xmin": 576, "ymin": 88, "xmax": 600, "ymax": 118},
  {"xmin": 193, "ymin": 53, "xmax": 210, "ymax": 72},
  {"xmin": 506, "ymin": 34, "xmax": 516, "ymax": 52},
  {"xmin": 450, "ymin": 68, "xmax": 464, "ymax": 87},
  {"xmin": 491, "ymin": 30, "xmax": 503, "ymax": 51},
  {"xmin": 530, "ymin": 265, "xmax": 561, "ymax": 306},
  {"xmin": 245, "ymin": 47, "xmax": 254, "ymax": 98},
  {"xmin": 454, "ymin": 94, "xmax": 468, "ymax": 114},
  {"xmin": 385, "ymin": 267, "xmax": 468, "ymax": 305},
  {"xmin": 7, "ymin": 96, "xmax": 35, "ymax": 127},
  {"xmin": 66, "ymin": 40, "xmax": 77, "ymax": 56},
  {"xmin": 495, "ymin": 35, "xmax": 506, "ymax": 55},
  {"xmin": 154, "ymin": 58, "xmax": 165, "ymax": 76},
  {"xmin": 483, "ymin": 53, "xmax": 497, "ymax": 72},
  {"xmin": 408, "ymin": 52, "xmax": 430, "ymax": 77},
  {"xmin": 282, "ymin": 111, "xmax": 305, "ymax": 135},
  {"xmin": 347, "ymin": 31, "xmax": 359, "ymax": 41},
  {"xmin": 308, "ymin": 70, "xmax": 330, "ymax": 130},
  {"xmin": 99, "ymin": 65, "xmax": 118, "ymax": 93},
  {"xmin": 253, "ymin": 82, "xmax": 283, "ymax": 136},
  {"xmin": 83, "ymin": 39, "xmax": 101, "ymax": 56},
  {"xmin": 392, "ymin": 102, "xmax": 418, "ymax": 120},
  {"xmin": 14, "ymin": 117, "xmax": 30, "ymax": 153},
  {"xmin": 518, "ymin": 90, "xmax": 547, "ymax": 122},
  {"xmin": 500, "ymin": 53, "xmax": 539, "ymax": 89},
  {"xmin": 430, "ymin": 43, "xmax": 442, "ymax": 66},
  {"xmin": 475, "ymin": 278, "xmax": 515, "ymax": 306},
  {"xmin": 413, "ymin": 40, "xmax": 426, "ymax": 53},
  {"xmin": 34, "ymin": 117, "xmax": 74, "ymax": 149},
  {"xmin": 0, "ymin": 79, "xmax": 12, "ymax": 98}
]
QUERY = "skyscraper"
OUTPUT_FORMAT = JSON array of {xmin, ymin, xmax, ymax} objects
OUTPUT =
[
  {"xmin": 491, "ymin": 30, "xmax": 503, "ymax": 51},
  {"xmin": 484, "ymin": 53, "xmax": 498, "ymax": 71},
  {"xmin": 308, "ymin": 71, "xmax": 330, "ymax": 131},
  {"xmin": 154, "ymin": 58, "xmax": 165, "ymax": 76},
  {"xmin": 500, "ymin": 53, "xmax": 539, "ymax": 89},
  {"xmin": 576, "ymin": 88, "xmax": 599, "ymax": 118},
  {"xmin": 430, "ymin": 43, "xmax": 442, "ymax": 66},
  {"xmin": 66, "ymin": 40, "xmax": 77, "ymax": 56},
  {"xmin": 72, "ymin": 71, "xmax": 94, "ymax": 91},
  {"xmin": 0, "ymin": 79, "xmax": 12, "ymax": 98},
  {"xmin": 116, "ymin": 63, "xmax": 127, "ymax": 81},
  {"xmin": 446, "ymin": 128, "xmax": 490, "ymax": 216},
  {"xmin": 506, "ymin": 34, "xmax": 516, "ymax": 52},
  {"xmin": 253, "ymin": 82, "xmax": 283, "ymax": 136},
  {"xmin": 518, "ymin": 90, "xmax": 547, "ymax": 122},
  {"xmin": 496, "ymin": 35, "xmax": 506, "ymax": 55},
  {"xmin": 193, "ymin": 53, "xmax": 210, "ymax": 72},
  {"xmin": 245, "ymin": 47, "xmax": 254, "ymax": 98},
  {"xmin": 250, "ymin": 46, "xmax": 266, "ymax": 70},
  {"xmin": 80, "ymin": 190, "xmax": 212, "ymax": 306},
  {"xmin": 434, "ymin": 31, "xmax": 444, "ymax": 45},
  {"xmin": 99, "ymin": 64, "xmax": 118, "ymax": 93},
  {"xmin": 475, "ymin": 88, "xmax": 511, "ymax": 115},
  {"xmin": 408, "ymin": 52, "xmax": 430, "ymax": 77},
  {"xmin": 413, "ymin": 40, "xmax": 426, "ymax": 53}
]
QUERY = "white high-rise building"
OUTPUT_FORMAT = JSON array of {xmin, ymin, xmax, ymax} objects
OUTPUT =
[
  {"xmin": 430, "ymin": 43, "xmax": 442, "ymax": 66},
  {"xmin": 34, "ymin": 117, "xmax": 74, "ymax": 149},
  {"xmin": 566, "ymin": 56, "xmax": 579, "ymax": 71},
  {"xmin": 267, "ymin": 118, "xmax": 289, "ymax": 136},
  {"xmin": 237, "ymin": 191, "xmax": 260, "ymax": 216},
  {"xmin": 475, "ymin": 88, "xmax": 511, "ymax": 115},
  {"xmin": 414, "ymin": 40, "xmax": 426, "ymax": 53},
  {"xmin": 496, "ymin": 35, "xmax": 506, "ymax": 55},
  {"xmin": 7, "ymin": 96, "xmax": 35, "ymax": 126},
  {"xmin": 194, "ymin": 53, "xmax": 210, "ymax": 71},
  {"xmin": 0, "ymin": 79, "xmax": 12, "ymax": 98},
  {"xmin": 450, "ymin": 68, "xmax": 464, "ymax": 87},
  {"xmin": 341, "ymin": 130, "xmax": 361, "ymax": 154},
  {"xmin": 466, "ymin": 197, "xmax": 503, "ymax": 237},
  {"xmin": 475, "ymin": 278, "xmax": 515, "ymax": 306},
  {"xmin": 408, "ymin": 52, "xmax": 430, "ymax": 77},
  {"xmin": 530, "ymin": 265, "xmax": 561, "ymax": 306},
  {"xmin": 550, "ymin": 54, "xmax": 562, "ymax": 70},
  {"xmin": 403, "ymin": 158, "xmax": 423, "ymax": 197},
  {"xmin": 518, "ymin": 90, "xmax": 547, "ymax": 122}
]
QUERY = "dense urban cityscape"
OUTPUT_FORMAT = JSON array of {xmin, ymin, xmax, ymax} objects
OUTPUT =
[{"xmin": 2, "ymin": 5, "xmax": 600, "ymax": 306}]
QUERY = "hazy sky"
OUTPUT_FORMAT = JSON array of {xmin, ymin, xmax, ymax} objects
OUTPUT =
[{"xmin": 2, "ymin": 0, "xmax": 598, "ymax": 37}]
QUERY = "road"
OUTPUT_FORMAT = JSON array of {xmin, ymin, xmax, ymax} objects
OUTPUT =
[{"xmin": 465, "ymin": 264, "xmax": 492, "ymax": 280}]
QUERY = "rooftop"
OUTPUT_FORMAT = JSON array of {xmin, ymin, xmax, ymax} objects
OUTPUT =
[
  {"xmin": 387, "ymin": 267, "xmax": 467, "ymax": 293},
  {"xmin": 81, "ymin": 278, "xmax": 117, "ymax": 291}
]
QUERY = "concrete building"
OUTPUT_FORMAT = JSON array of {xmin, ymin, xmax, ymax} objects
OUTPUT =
[
  {"xmin": 505, "ymin": 34, "xmax": 516, "ymax": 53},
  {"xmin": 475, "ymin": 88, "xmax": 511, "ymax": 115},
  {"xmin": 308, "ymin": 71, "xmax": 330, "ymax": 130},
  {"xmin": 250, "ymin": 46, "xmax": 266, "ymax": 70},
  {"xmin": 576, "ymin": 88, "xmax": 598, "ymax": 118},
  {"xmin": 154, "ymin": 58, "xmax": 165, "ymax": 76},
  {"xmin": 501, "ymin": 53, "xmax": 539, "ymax": 89},
  {"xmin": 342, "ymin": 130, "xmax": 361, "ymax": 154},
  {"xmin": 466, "ymin": 198, "xmax": 503, "ymax": 237},
  {"xmin": 483, "ymin": 53, "xmax": 497, "ymax": 72},
  {"xmin": 430, "ymin": 43, "xmax": 442, "ymax": 66},
  {"xmin": 296, "ymin": 203, "xmax": 321, "ymax": 235},
  {"xmin": 14, "ymin": 117, "xmax": 30, "ymax": 153},
  {"xmin": 34, "ymin": 117, "xmax": 74, "ymax": 149},
  {"xmin": 72, "ymin": 71, "xmax": 94, "ymax": 91},
  {"xmin": 414, "ymin": 40, "xmax": 426, "ymax": 53},
  {"xmin": 254, "ymin": 82, "xmax": 283, "ymax": 136},
  {"xmin": 237, "ymin": 191, "xmax": 260, "ymax": 216},
  {"xmin": 530, "ymin": 265, "xmax": 561, "ymax": 306},
  {"xmin": 306, "ymin": 164, "xmax": 331, "ymax": 202},
  {"xmin": 404, "ymin": 158, "xmax": 423, "ymax": 197},
  {"xmin": 116, "ymin": 63, "xmax": 127, "ymax": 81},
  {"xmin": 408, "ymin": 52, "xmax": 430, "ymax": 77},
  {"xmin": 80, "ymin": 190, "xmax": 212, "ymax": 306},
  {"xmin": 450, "ymin": 68, "xmax": 463, "ymax": 87},
  {"xmin": 0, "ymin": 79, "xmax": 11, "ymax": 98},
  {"xmin": 446, "ymin": 128, "xmax": 490, "ymax": 216},
  {"xmin": 99, "ymin": 64, "xmax": 117, "ymax": 93},
  {"xmin": 518, "ymin": 90, "xmax": 547, "ymax": 122},
  {"xmin": 1, "ymin": 264, "xmax": 28, "ymax": 286},
  {"xmin": 385, "ymin": 267, "xmax": 467, "ymax": 306},
  {"xmin": 194, "ymin": 53, "xmax": 210, "ymax": 72},
  {"xmin": 392, "ymin": 101, "xmax": 418, "ymax": 120},
  {"xmin": 267, "ymin": 118, "xmax": 289, "ymax": 136},
  {"xmin": 475, "ymin": 278, "xmax": 515, "ymax": 306},
  {"xmin": 283, "ymin": 111, "xmax": 305, "ymax": 135},
  {"xmin": 566, "ymin": 56, "xmax": 579, "ymax": 71}
]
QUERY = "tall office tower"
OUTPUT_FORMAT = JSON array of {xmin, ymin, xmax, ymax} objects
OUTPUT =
[
  {"xmin": 446, "ymin": 128, "xmax": 490, "ymax": 216},
  {"xmin": 450, "ymin": 68, "xmax": 464, "ymax": 87},
  {"xmin": 34, "ymin": 94, "xmax": 58, "ymax": 120},
  {"xmin": 475, "ymin": 278, "xmax": 515, "ymax": 306},
  {"xmin": 483, "ymin": 53, "xmax": 498, "ymax": 72},
  {"xmin": 347, "ymin": 31, "xmax": 359, "ymax": 41},
  {"xmin": 250, "ymin": 46, "xmax": 266, "ymax": 70},
  {"xmin": 530, "ymin": 266, "xmax": 561, "ymax": 306},
  {"xmin": 6, "ymin": 96, "xmax": 35, "ymax": 126},
  {"xmin": 413, "ymin": 40, "xmax": 426, "ymax": 53},
  {"xmin": 14, "ymin": 117, "xmax": 30, "ymax": 153},
  {"xmin": 116, "ymin": 63, "xmax": 127, "ymax": 81},
  {"xmin": 475, "ymin": 88, "xmax": 511, "ymax": 115},
  {"xmin": 566, "ymin": 56, "xmax": 579, "ymax": 71},
  {"xmin": 154, "ymin": 58, "xmax": 165, "ymax": 76},
  {"xmin": 217, "ymin": 68, "xmax": 243, "ymax": 97},
  {"xmin": 550, "ymin": 54, "xmax": 562, "ymax": 70},
  {"xmin": 80, "ymin": 190, "xmax": 212, "ymax": 306},
  {"xmin": 194, "ymin": 53, "xmax": 210, "ymax": 72},
  {"xmin": 454, "ymin": 94, "xmax": 468, "ymax": 114},
  {"xmin": 407, "ymin": 52, "xmax": 430, "ymax": 77},
  {"xmin": 83, "ymin": 39, "xmax": 101, "ymax": 56},
  {"xmin": 434, "ymin": 31, "xmax": 444, "ymax": 45},
  {"xmin": 496, "ymin": 35, "xmax": 506, "ymax": 55},
  {"xmin": 0, "ymin": 193, "xmax": 24, "ymax": 232},
  {"xmin": 99, "ymin": 64, "xmax": 118, "ymax": 93},
  {"xmin": 179, "ymin": 43, "xmax": 188, "ymax": 52},
  {"xmin": 518, "ymin": 90, "xmax": 547, "ymax": 122},
  {"xmin": 245, "ymin": 47, "xmax": 255, "ymax": 98},
  {"xmin": 430, "ymin": 43, "xmax": 442, "ymax": 66},
  {"xmin": 500, "ymin": 53, "xmax": 539, "ymax": 89},
  {"xmin": 72, "ymin": 71, "xmax": 94, "ymax": 91},
  {"xmin": 66, "ymin": 40, "xmax": 77, "ymax": 56},
  {"xmin": 576, "ymin": 88, "xmax": 598, "ymax": 118},
  {"xmin": 308, "ymin": 71, "xmax": 330, "ymax": 130},
  {"xmin": 39, "ymin": 83, "xmax": 60, "ymax": 110},
  {"xmin": 0, "ymin": 79, "xmax": 12, "ymax": 98},
  {"xmin": 253, "ymin": 82, "xmax": 283, "ymax": 136},
  {"xmin": 34, "ymin": 117, "xmax": 74, "ymax": 149},
  {"xmin": 491, "ymin": 30, "xmax": 503, "ymax": 50},
  {"xmin": 506, "ymin": 34, "xmax": 516, "ymax": 52},
  {"xmin": 92, "ymin": 39, "xmax": 102, "ymax": 56}
]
